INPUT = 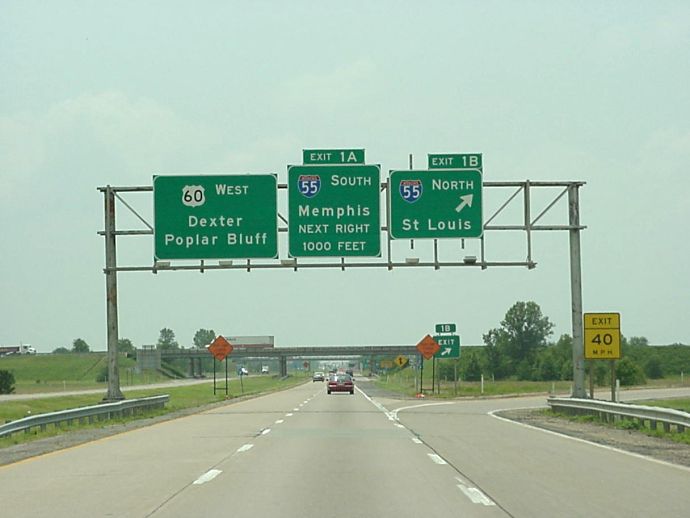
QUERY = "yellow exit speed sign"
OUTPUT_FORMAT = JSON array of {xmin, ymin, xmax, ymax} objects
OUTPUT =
[{"xmin": 584, "ymin": 312, "xmax": 621, "ymax": 360}]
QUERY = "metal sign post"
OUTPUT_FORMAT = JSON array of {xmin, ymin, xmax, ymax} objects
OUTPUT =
[{"xmin": 103, "ymin": 186, "xmax": 124, "ymax": 401}]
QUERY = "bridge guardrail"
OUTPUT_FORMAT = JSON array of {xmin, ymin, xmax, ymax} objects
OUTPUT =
[
  {"xmin": 547, "ymin": 397, "xmax": 690, "ymax": 433},
  {"xmin": 0, "ymin": 395, "xmax": 169, "ymax": 438}
]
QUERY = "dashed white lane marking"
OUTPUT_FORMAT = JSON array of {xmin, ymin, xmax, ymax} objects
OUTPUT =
[
  {"xmin": 355, "ymin": 386, "xmax": 397, "ymax": 420},
  {"xmin": 456, "ymin": 477, "xmax": 496, "ymax": 506},
  {"xmin": 261, "ymin": 428, "xmax": 271, "ymax": 435},
  {"xmin": 236, "ymin": 444, "xmax": 254, "ymax": 453},
  {"xmin": 286, "ymin": 413, "xmax": 293, "ymax": 417},
  {"xmin": 359, "ymin": 385, "xmax": 496, "ymax": 506},
  {"xmin": 428, "ymin": 453, "xmax": 447, "ymax": 465},
  {"xmin": 275, "ymin": 419, "xmax": 284, "ymax": 424},
  {"xmin": 193, "ymin": 469, "xmax": 222, "ymax": 485},
  {"xmin": 293, "ymin": 408, "xmax": 300, "ymax": 411}
]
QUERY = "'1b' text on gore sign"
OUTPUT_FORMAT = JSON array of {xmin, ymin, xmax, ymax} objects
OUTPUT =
[
  {"xmin": 153, "ymin": 174, "xmax": 278, "ymax": 260},
  {"xmin": 288, "ymin": 165, "xmax": 381, "ymax": 257}
]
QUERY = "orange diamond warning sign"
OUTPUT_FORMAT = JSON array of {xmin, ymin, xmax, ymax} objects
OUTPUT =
[
  {"xmin": 416, "ymin": 334, "xmax": 440, "ymax": 360},
  {"xmin": 208, "ymin": 335, "xmax": 233, "ymax": 361}
]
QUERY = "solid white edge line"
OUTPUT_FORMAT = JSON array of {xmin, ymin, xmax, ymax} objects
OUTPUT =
[
  {"xmin": 193, "ymin": 469, "xmax": 222, "ymax": 485},
  {"xmin": 489, "ymin": 408, "xmax": 690, "ymax": 474},
  {"xmin": 391, "ymin": 402, "xmax": 455, "ymax": 420},
  {"xmin": 236, "ymin": 444, "xmax": 254, "ymax": 453}
]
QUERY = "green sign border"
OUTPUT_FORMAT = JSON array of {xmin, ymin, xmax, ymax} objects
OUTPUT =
[
  {"xmin": 428, "ymin": 153, "xmax": 482, "ymax": 169},
  {"xmin": 389, "ymin": 169, "xmax": 483, "ymax": 240},
  {"xmin": 433, "ymin": 335, "xmax": 461, "ymax": 358},
  {"xmin": 287, "ymin": 164, "xmax": 381, "ymax": 258},
  {"xmin": 435, "ymin": 323, "xmax": 457, "ymax": 334},
  {"xmin": 303, "ymin": 149, "xmax": 365, "ymax": 165},
  {"xmin": 153, "ymin": 174, "xmax": 278, "ymax": 260}
]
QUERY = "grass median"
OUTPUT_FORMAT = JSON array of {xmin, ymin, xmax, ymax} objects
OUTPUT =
[{"xmin": 0, "ymin": 374, "xmax": 308, "ymax": 449}]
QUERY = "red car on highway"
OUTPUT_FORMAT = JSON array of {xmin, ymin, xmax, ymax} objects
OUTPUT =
[{"xmin": 327, "ymin": 374, "xmax": 354, "ymax": 395}]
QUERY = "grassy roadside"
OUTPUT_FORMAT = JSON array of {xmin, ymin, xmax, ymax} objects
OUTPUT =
[
  {"xmin": 376, "ymin": 366, "xmax": 690, "ymax": 447},
  {"xmin": 374, "ymin": 369, "xmax": 690, "ymax": 399},
  {"xmin": 1, "ymin": 353, "xmax": 173, "ymax": 393},
  {"xmin": 374, "ymin": 369, "xmax": 574, "ymax": 398},
  {"xmin": 546, "ymin": 398, "xmax": 690, "ymax": 446},
  {"xmin": 0, "ymin": 374, "xmax": 309, "ymax": 449}
]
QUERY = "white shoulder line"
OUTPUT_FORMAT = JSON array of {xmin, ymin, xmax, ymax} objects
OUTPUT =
[{"xmin": 489, "ymin": 408, "xmax": 690, "ymax": 474}]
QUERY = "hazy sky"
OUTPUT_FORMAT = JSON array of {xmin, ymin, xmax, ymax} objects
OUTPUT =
[{"xmin": 2, "ymin": 1, "xmax": 689, "ymax": 352}]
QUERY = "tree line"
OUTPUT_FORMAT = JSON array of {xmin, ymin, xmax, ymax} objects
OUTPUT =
[
  {"xmin": 52, "ymin": 329, "xmax": 217, "ymax": 354},
  {"xmin": 438, "ymin": 301, "xmax": 690, "ymax": 386}
]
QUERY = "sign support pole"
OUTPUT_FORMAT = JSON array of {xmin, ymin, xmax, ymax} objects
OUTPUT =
[
  {"xmin": 431, "ymin": 357, "xmax": 436, "ymax": 393},
  {"xmin": 419, "ymin": 357, "xmax": 424, "ymax": 395},
  {"xmin": 103, "ymin": 186, "xmax": 124, "ymax": 401},
  {"xmin": 568, "ymin": 185, "xmax": 586, "ymax": 398},
  {"xmin": 213, "ymin": 359, "xmax": 217, "ymax": 395}
]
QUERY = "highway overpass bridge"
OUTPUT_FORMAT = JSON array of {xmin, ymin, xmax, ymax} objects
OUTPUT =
[{"xmin": 140, "ymin": 346, "xmax": 420, "ymax": 377}]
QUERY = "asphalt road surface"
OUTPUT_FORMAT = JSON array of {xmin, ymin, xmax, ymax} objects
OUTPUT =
[{"xmin": 1, "ymin": 380, "xmax": 689, "ymax": 517}]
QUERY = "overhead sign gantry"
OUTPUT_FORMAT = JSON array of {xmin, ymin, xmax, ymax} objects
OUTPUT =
[{"xmin": 99, "ymin": 147, "xmax": 588, "ymax": 401}]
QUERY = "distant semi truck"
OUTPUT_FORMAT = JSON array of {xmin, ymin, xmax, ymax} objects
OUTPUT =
[{"xmin": 0, "ymin": 344, "xmax": 37, "ymax": 356}]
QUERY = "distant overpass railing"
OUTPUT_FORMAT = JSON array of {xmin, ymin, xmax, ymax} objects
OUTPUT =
[
  {"xmin": 547, "ymin": 397, "xmax": 690, "ymax": 433},
  {"xmin": 158, "ymin": 345, "xmax": 421, "ymax": 360},
  {"xmin": 0, "ymin": 395, "xmax": 169, "ymax": 438}
]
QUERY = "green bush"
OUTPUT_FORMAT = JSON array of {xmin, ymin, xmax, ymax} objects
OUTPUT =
[
  {"xmin": 96, "ymin": 365, "xmax": 108, "ymax": 382},
  {"xmin": 463, "ymin": 354, "xmax": 482, "ymax": 381},
  {"xmin": 616, "ymin": 357, "xmax": 646, "ymax": 386},
  {"xmin": 0, "ymin": 369, "xmax": 16, "ymax": 394},
  {"xmin": 644, "ymin": 357, "xmax": 664, "ymax": 379}
]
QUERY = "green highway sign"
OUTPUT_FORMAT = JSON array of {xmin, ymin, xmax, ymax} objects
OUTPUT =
[
  {"xmin": 153, "ymin": 174, "xmax": 278, "ymax": 260},
  {"xmin": 303, "ymin": 149, "xmax": 365, "ymax": 165},
  {"xmin": 389, "ymin": 169, "xmax": 483, "ymax": 239},
  {"xmin": 433, "ymin": 335, "xmax": 460, "ymax": 358},
  {"xmin": 435, "ymin": 323, "xmax": 456, "ymax": 334},
  {"xmin": 288, "ymin": 164, "xmax": 381, "ymax": 257},
  {"xmin": 428, "ymin": 153, "xmax": 482, "ymax": 169}
]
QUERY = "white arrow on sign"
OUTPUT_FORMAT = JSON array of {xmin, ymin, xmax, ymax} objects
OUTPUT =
[
  {"xmin": 441, "ymin": 347, "xmax": 452, "ymax": 356},
  {"xmin": 455, "ymin": 194, "xmax": 473, "ymax": 213}
]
